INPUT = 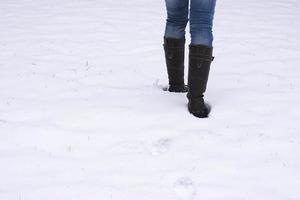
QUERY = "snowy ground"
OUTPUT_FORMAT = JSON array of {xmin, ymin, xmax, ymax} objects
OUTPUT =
[{"xmin": 1, "ymin": 0, "xmax": 300, "ymax": 199}]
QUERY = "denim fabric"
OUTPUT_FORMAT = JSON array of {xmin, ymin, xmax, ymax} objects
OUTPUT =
[{"xmin": 164, "ymin": 0, "xmax": 216, "ymax": 47}]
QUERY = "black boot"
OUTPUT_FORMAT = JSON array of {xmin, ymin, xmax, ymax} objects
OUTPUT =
[
  {"xmin": 187, "ymin": 45, "xmax": 214, "ymax": 118},
  {"xmin": 163, "ymin": 37, "xmax": 188, "ymax": 93}
]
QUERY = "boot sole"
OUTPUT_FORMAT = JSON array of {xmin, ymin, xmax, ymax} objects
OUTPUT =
[{"xmin": 162, "ymin": 85, "xmax": 188, "ymax": 93}]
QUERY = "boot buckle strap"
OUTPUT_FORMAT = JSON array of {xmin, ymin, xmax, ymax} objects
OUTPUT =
[{"xmin": 190, "ymin": 55, "xmax": 214, "ymax": 62}]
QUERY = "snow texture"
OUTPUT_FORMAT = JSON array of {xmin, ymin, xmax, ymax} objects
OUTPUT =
[{"xmin": 0, "ymin": 0, "xmax": 300, "ymax": 200}]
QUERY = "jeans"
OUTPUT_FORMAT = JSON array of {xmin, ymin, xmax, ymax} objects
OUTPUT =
[{"xmin": 164, "ymin": 0, "xmax": 216, "ymax": 47}]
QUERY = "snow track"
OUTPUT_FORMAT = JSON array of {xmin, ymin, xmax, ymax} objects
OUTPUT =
[{"xmin": 0, "ymin": 0, "xmax": 300, "ymax": 199}]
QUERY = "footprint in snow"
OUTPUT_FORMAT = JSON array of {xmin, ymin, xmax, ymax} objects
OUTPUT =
[
  {"xmin": 148, "ymin": 138, "xmax": 172, "ymax": 155},
  {"xmin": 112, "ymin": 138, "xmax": 172, "ymax": 155},
  {"xmin": 173, "ymin": 177, "xmax": 197, "ymax": 200}
]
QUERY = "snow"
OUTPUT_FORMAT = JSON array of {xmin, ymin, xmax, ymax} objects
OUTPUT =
[{"xmin": 0, "ymin": 0, "xmax": 300, "ymax": 199}]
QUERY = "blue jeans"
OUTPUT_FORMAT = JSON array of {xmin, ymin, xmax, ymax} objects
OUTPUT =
[{"xmin": 164, "ymin": 0, "xmax": 216, "ymax": 47}]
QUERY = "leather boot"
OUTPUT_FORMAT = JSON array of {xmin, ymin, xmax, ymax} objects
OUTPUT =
[
  {"xmin": 163, "ymin": 37, "xmax": 188, "ymax": 93},
  {"xmin": 187, "ymin": 45, "xmax": 214, "ymax": 118}
]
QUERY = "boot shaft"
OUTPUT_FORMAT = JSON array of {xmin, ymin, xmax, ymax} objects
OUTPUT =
[
  {"xmin": 187, "ymin": 45, "xmax": 214, "ymax": 99},
  {"xmin": 163, "ymin": 37, "xmax": 185, "ymax": 88}
]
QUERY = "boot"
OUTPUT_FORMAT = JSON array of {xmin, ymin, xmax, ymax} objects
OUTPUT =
[
  {"xmin": 187, "ymin": 45, "xmax": 214, "ymax": 118},
  {"xmin": 163, "ymin": 37, "xmax": 188, "ymax": 93}
]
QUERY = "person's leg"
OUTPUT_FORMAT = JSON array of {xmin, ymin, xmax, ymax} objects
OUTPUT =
[
  {"xmin": 163, "ymin": 0, "xmax": 189, "ymax": 92},
  {"xmin": 189, "ymin": 0, "xmax": 216, "ymax": 46},
  {"xmin": 164, "ymin": 0, "xmax": 189, "ymax": 39},
  {"xmin": 187, "ymin": 0, "xmax": 216, "ymax": 118}
]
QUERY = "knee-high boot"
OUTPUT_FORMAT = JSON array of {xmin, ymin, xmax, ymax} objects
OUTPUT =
[
  {"xmin": 187, "ymin": 44, "xmax": 214, "ymax": 118},
  {"xmin": 163, "ymin": 37, "xmax": 188, "ymax": 93}
]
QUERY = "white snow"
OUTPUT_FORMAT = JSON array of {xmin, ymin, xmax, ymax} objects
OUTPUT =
[{"xmin": 0, "ymin": 0, "xmax": 300, "ymax": 199}]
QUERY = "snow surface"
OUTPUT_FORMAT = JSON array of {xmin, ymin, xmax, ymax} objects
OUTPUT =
[{"xmin": 1, "ymin": 0, "xmax": 300, "ymax": 199}]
